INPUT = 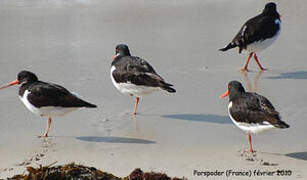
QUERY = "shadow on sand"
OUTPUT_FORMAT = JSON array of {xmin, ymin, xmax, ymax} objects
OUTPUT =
[
  {"xmin": 162, "ymin": 114, "xmax": 231, "ymax": 124},
  {"xmin": 76, "ymin": 136, "xmax": 156, "ymax": 144},
  {"xmin": 267, "ymin": 71, "xmax": 307, "ymax": 80},
  {"xmin": 285, "ymin": 152, "xmax": 307, "ymax": 161}
]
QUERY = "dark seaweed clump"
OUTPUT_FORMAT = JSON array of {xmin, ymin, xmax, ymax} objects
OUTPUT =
[{"xmin": 8, "ymin": 163, "xmax": 186, "ymax": 180}]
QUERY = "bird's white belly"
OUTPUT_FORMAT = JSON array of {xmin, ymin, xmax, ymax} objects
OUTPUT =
[
  {"xmin": 246, "ymin": 35, "xmax": 279, "ymax": 53},
  {"xmin": 19, "ymin": 90, "xmax": 79, "ymax": 117},
  {"xmin": 246, "ymin": 20, "xmax": 281, "ymax": 53},
  {"xmin": 228, "ymin": 102, "xmax": 275, "ymax": 134},
  {"xmin": 110, "ymin": 66, "xmax": 160, "ymax": 97}
]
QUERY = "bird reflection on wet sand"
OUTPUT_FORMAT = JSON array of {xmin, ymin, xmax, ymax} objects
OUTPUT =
[
  {"xmin": 133, "ymin": 114, "xmax": 140, "ymax": 133},
  {"xmin": 241, "ymin": 71, "xmax": 263, "ymax": 92}
]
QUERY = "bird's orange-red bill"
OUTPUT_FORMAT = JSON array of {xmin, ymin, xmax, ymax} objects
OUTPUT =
[
  {"xmin": 0, "ymin": 79, "xmax": 19, "ymax": 90},
  {"xmin": 219, "ymin": 90, "xmax": 229, "ymax": 99},
  {"xmin": 112, "ymin": 54, "xmax": 116, "ymax": 60}
]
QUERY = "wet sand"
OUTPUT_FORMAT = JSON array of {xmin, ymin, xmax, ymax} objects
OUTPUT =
[{"xmin": 0, "ymin": 0, "xmax": 307, "ymax": 179}]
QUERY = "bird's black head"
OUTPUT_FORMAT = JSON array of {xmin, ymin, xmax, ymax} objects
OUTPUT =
[
  {"xmin": 228, "ymin": 80, "xmax": 245, "ymax": 93},
  {"xmin": 220, "ymin": 80, "xmax": 245, "ymax": 101},
  {"xmin": 263, "ymin": 2, "xmax": 279, "ymax": 17},
  {"xmin": 112, "ymin": 44, "xmax": 131, "ymax": 60},
  {"xmin": 17, "ymin": 71, "xmax": 38, "ymax": 84},
  {"xmin": 0, "ymin": 70, "xmax": 38, "ymax": 90}
]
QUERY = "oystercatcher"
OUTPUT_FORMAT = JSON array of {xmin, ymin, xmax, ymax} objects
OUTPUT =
[
  {"xmin": 219, "ymin": 2, "xmax": 281, "ymax": 71},
  {"xmin": 0, "ymin": 71, "xmax": 97, "ymax": 137},
  {"xmin": 219, "ymin": 81, "xmax": 289, "ymax": 152},
  {"xmin": 110, "ymin": 44, "xmax": 176, "ymax": 115}
]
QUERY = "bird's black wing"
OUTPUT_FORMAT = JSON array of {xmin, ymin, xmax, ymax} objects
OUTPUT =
[
  {"xmin": 27, "ymin": 81, "xmax": 96, "ymax": 108},
  {"xmin": 232, "ymin": 15, "xmax": 280, "ymax": 52},
  {"xmin": 220, "ymin": 13, "xmax": 280, "ymax": 53},
  {"xmin": 229, "ymin": 92, "xmax": 281, "ymax": 126},
  {"xmin": 112, "ymin": 56, "xmax": 175, "ymax": 92}
]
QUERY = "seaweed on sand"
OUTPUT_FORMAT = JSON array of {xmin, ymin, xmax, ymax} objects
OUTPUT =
[{"xmin": 8, "ymin": 163, "xmax": 186, "ymax": 180}]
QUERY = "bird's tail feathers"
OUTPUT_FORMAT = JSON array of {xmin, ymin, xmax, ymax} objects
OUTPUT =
[
  {"xmin": 219, "ymin": 43, "xmax": 237, "ymax": 51},
  {"xmin": 82, "ymin": 100, "xmax": 97, "ymax": 108},
  {"xmin": 275, "ymin": 120, "xmax": 290, "ymax": 129},
  {"xmin": 161, "ymin": 82, "xmax": 176, "ymax": 93}
]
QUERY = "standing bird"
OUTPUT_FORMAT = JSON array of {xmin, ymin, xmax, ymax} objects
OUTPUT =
[
  {"xmin": 0, "ymin": 71, "xmax": 97, "ymax": 137},
  {"xmin": 110, "ymin": 44, "xmax": 176, "ymax": 115},
  {"xmin": 219, "ymin": 2, "xmax": 281, "ymax": 71},
  {"xmin": 219, "ymin": 81, "xmax": 289, "ymax": 152}
]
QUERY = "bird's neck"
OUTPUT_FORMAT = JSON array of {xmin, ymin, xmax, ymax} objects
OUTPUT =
[
  {"xmin": 19, "ymin": 82, "xmax": 33, "ymax": 96},
  {"xmin": 229, "ymin": 91, "xmax": 244, "ymax": 102},
  {"xmin": 263, "ymin": 11, "xmax": 279, "ymax": 19}
]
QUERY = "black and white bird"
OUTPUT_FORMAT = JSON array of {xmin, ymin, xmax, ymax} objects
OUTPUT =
[
  {"xmin": 110, "ymin": 44, "xmax": 176, "ymax": 115},
  {"xmin": 0, "ymin": 71, "xmax": 97, "ymax": 137},
  {"xmin": 220, "ymin": 81, "xmax": 289, "ymax": 152},
  {"xmin": 219, "ymin": 2, "xmax": 281, "ymax": 71}
]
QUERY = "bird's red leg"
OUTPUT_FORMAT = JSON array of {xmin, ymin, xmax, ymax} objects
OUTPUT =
[
  {"xmin": 241, "ymin": 52, "xmax": 254, "ymax": 71},
  {"xmin": 39, "ymin": 117, "xmax": 52, "ymax": 138},
  {"xmin": 133, "ymin": 97, "xmax": 140, "ymax": 115},
  {"xmin": 253, "ymin": 53, "xmax": 267, "ymax": 71},
  {"xmin": 246, "ymin": 133, "xmax": 254, "ymax": 153}
]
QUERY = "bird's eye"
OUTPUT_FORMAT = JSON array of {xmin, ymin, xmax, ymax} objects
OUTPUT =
[{"xmin": 228, "ymin": 85, "xmax": 232, "ymax": 89}]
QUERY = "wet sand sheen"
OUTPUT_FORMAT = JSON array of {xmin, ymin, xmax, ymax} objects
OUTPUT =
[{"xmin": 0, "ymin": 0, "xmax": 307, "ymax": 179}]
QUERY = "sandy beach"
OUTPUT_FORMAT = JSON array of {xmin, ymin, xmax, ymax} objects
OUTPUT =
[{"xmin": 0, "ymin": 0, "xmax": 307, "ymax": 179}]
